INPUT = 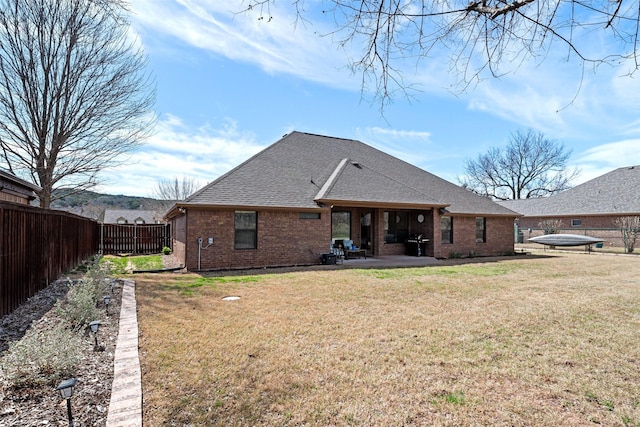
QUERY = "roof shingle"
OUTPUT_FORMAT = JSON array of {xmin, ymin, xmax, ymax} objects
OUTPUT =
[
  {"xmin": 497, "ymin": 166, "xmax": 640, "ymax": 216},
  {"xmin": 183, "ymin": 131, "xmax": 516, "ymax": 216}
]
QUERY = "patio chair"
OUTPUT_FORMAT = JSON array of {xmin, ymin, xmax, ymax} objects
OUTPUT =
[
  {"xmin": 342, "ymin": 239, "xmax": 366, "ymax": 259},
  {"xmin": 330, "ymin": 243, "xmax": 344, "ymax": 263}
]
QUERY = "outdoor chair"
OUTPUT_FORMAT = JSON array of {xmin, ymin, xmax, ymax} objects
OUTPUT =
[
  {"xmin": 330, "ymin": 243, "xmax": 344, "ymax": 263},
  {"xmin": 342, "ymin": 239, "xmax": 366, "ymax": 259}
]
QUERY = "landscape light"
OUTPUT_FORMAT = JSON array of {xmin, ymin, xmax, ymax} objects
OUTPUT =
[
  {"xmin": 55, "ymin": 378, "xmax": 77, "ymax": 426},
  {"xmin": 89, "ymin": 320, "xmax": 101, "ymax": 350},
  {"xmin": 103, "ymin": 295, "xmax": 111, "ymax": 315}
]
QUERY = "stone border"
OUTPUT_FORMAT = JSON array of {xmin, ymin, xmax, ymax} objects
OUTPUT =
[{"xmin": 106, "ymin": 279, "xmax": 142, "ymax": 426}]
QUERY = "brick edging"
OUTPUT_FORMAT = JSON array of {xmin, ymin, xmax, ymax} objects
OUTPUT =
[{"xmin": 106, "ymin": 279, "xmax": 142, "ymax": 426}]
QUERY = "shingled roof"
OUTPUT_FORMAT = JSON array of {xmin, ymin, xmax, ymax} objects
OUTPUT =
[
  {"xmin": 497, "ymin": 166, "xmax": 640, "ymax": 216},
  {"xmin": 176, "ymin": 131, "xmax": 516, "ymax": 216},
  {"xmin": 103, "ymin": 209, "xmax": 162, "ymax": 224}
]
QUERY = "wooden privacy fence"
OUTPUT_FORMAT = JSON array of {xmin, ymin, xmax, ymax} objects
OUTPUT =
[
  {"xmin": 100, "ymin": 223, "xmax": 170, "ymax": 255},
  {"xmin": 0, "ymin": 202, "xmax": 98, "ymax": 317}
]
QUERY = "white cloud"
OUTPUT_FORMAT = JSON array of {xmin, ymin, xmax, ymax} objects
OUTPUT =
[
  {"xmin": 354, "ymin": 126, "xmax": 431, "ymax": 154},
  {"xmin": 127, "ymin": 0, "xmax": 640, "ymax": 140},
  {"xmin": 97, "ymin": 115, "xmax": 265, "ymax": 196},
  {"xmin": 354, "ymin": 126, "xmax": 460, "ymax": 175},
  {"xmin": 576, "ymin": 140, "xmax": 640, "ymax": 166},
  {"xmin": 569, "ymin": 140, "xmax": 640, "ymax": 184},
  {"xmin": 129, "ymin": 0, "xmax": 359, "ymax": 90}
]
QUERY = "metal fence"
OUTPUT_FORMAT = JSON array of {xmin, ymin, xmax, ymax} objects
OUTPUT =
[
  {"xmin": 99, "ymin": 223, "xmax": 170, "ymax": 255},
  {"xmin": 0, "ymin": 202, "xmax": 98, "ymax": 317}
]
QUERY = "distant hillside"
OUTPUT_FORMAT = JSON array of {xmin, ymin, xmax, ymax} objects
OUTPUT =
[{"xmin": 51, "ymin": 189, "xmax": 173, "ymax": 220}]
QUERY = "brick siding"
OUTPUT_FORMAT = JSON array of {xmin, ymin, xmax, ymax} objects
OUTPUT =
[
  {"xmin": 172, "ymin": 207, "xmax": 516, "ymax": 270},
  {"xmin": 436, "ymin": 215, "xmax": 515, "ymax": 258},
  {"xmin": 174, "ymin": 208, "xmax": 330, "ymax": 270}
]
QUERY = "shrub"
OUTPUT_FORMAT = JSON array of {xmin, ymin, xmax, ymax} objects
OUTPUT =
[
  {"xmin": 539, "ymin": 219, "xmax": 564, "ymax": 234},
  {"xmin": 162, "ymin": 246, "xmax": 172, "ymax": 255},
  {"xmin": 84, "ymin": 261, "xmax": 112, "ymax": 301},
  {"xmin": 56, "ymin": 281, "xmax": 102, "ymax": 330},
  {"xmin": 614, "ymin": 216, "xmax": 640, "ymax": 254},
  {"xmin": 1, "ymin": 324, "xmax": 83, "ymax": 388}
]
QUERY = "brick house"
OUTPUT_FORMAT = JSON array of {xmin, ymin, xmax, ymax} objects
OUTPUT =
[
  {"xmin": 498, "ymin": 166, "xmax": 640, "ymax": 246},
  {"xmin": 102, "ymin": 209, "xmax": 164, "ymax": 225},
  {"xmin": 165, "ymin": 132, "xmax": 518, "ymax": 271},
  {"xmin": 0, "ymin": 168, "xmax": 40, "ymax": 205}
]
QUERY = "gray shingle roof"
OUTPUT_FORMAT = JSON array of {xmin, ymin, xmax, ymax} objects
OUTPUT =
[
  {"xmin": 182, "ymin": 131, "xmax": 516, "ymax": 216},
  {"xmin": 0, "ymin": 167, "xmax": 41, "ymax": 191},
  {"xmin": 497, "ymin": 166, "xmax": 640, "ymax": 216},
  {"xmin": 103, "ymin": 209, "xmax": 162, "ymax": 224}
]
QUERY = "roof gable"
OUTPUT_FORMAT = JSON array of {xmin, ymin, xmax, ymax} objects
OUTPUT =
[{"xmin": 315, "ymin": 158, "xmax": 444, "ymax": 207}]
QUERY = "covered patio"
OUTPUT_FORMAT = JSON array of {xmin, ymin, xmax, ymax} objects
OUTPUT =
[{"xmin": 329, "ymin": 206, "xmax": 439, "ymax": 258}]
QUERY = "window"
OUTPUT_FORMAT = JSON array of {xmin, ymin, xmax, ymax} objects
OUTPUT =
[
  {"xmin": 571, "ymin": 219, "xmax": 582, "ymax": 227},
  {"xmin": 441, "ymin": 216, "xmax": 453, "ymax": 244},
  {"xmin": 332, "ymin": 211, "xmax": 351, "ymax": 241},
  {"xmin": 299, "ymin": 212, "xmax": 321, "ymax": 219},
  {"xmin": 475, "ymin": 217, "xmax": 486, "ymax": 243},
  {"xmin": 235, "ymin": 211, "xmax": 257, "ymax": 249},
  {"xmin": 384, "ymin": 211, "xmax": 409, "ymax": 243}
]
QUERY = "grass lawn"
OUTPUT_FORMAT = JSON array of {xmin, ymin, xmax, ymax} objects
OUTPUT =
[
  {"xmin": 136, "ymin": 253, "xmax": 640, "ymax": 426},
  {"xmin": 101, "ymin": 254, "xmax": 164, "ymax": 274}
]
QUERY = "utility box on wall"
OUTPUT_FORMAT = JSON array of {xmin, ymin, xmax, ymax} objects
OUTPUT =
[{"xmin": 321, "ymin": 253, "xmax": 336, "ymax": 265}]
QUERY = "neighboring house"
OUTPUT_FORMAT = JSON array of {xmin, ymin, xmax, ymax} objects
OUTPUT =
[
  {"xmin": 165, "ymin": 131, "xmax": 518, "ymax": 271},
  {"xmin": 102, "ymin": 209, "xmax": 164, "ymax": 225},
  {"xmin": 0, "ymin": 168, "xmax": 40, "ymax": 205},
  {"xmin": 497, "ymin": 166, "xmax": 640, "ymax": 245}
]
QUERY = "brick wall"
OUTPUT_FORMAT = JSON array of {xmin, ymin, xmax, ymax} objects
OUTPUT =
[
  {"xmin": 517, "ymin": 215, "xmax": 625, "ymax": 230},
  {"xmin": 172, "ymin": 206, "xmax": 517, "ymax": 269},
  {"xmin": 436, "ymin": 215, "xmax": 515, "ymax": 258},
  {"xmin": 176, "ymin": 207, "xmax": 331, "ymax": 270},
  {"xmin": 334, "ymin": 207, "xmax": 514, "ymax": 259}
]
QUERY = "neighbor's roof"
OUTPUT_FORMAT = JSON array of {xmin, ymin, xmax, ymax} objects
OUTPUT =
[
  {"xmin": 102, "ymin": 209, "xmax": 162, "ymax": 224},
  {"xmin": 175, "ymin": 131, "xmax": 516, "ymax": 216},
  {"xmin": 0, "ymin": 167, "xmax": 41, "ymax": 192},
  {"xmin": 497, "ymin": 166, "xmax": 640, "ymax": 217}
]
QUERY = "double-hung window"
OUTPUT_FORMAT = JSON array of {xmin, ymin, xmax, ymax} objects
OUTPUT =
[{"xmin": 235, "ymin": 211, "xmax": 257, "ymax": 249}]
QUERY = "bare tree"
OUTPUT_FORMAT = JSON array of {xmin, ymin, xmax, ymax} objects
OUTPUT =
[
  {"xmin": 614, "ymin": 216, "xmax": 640, "ymax": 253},
  {"xmin": 460, "ymin": 129, "xmax": 578, "ymax": 200},
  {"xmin": 0, "ymin": 0, "xmax": 155, "ymax": 208},
  {"xmin": 244, "ymin": 1, "xmax": 640, "ymax": 106},
  {"xmin": 539, "ymin": 219, "xmax": 563, "ymax": 235},
  {"xmin": 152, "ymin": 176, "xmax": 201, "ymax": 201}
]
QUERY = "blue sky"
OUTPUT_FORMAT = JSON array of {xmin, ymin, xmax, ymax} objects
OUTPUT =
[{"xmin": 99, "ymin": 0, "xmax": 640, "ymax": 197}]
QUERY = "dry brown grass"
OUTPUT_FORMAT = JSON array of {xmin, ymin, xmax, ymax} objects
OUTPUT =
[{"xmin": 137, "ymin": 253, "xmax": 640, "ymax": 426}]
